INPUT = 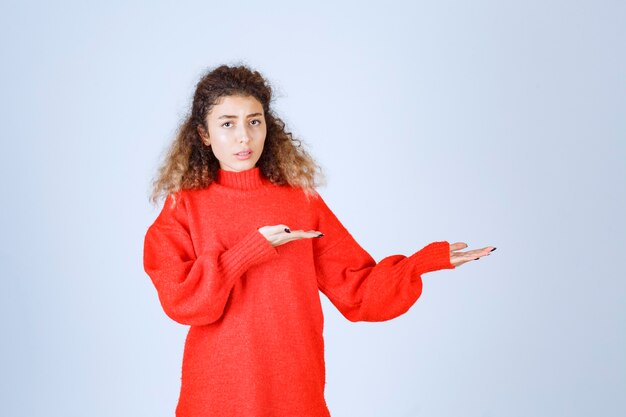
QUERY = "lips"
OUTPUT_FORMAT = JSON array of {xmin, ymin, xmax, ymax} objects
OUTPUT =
[{"xmin": 235, "ymin": 150, "xmax": 253, "ymax": 160}]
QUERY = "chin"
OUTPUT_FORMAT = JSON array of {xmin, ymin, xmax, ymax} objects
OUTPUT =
[{"xmin": 224, "ymin": 160, "xmax": 259, "ymax": 172}]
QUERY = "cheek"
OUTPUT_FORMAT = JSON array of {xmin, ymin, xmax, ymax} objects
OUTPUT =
[
  {"xmin": 207, "ymin": 129, "xmax": 230, "ymax": 145},
  {"xmin": 256, "ymin": 129, "xmax": 267, "ymax": 146},
  {"xmin": 207, "ymin": 135, "xmax": 231, "ymax": 157},
  {"xmin": 211, "ymin": 142, "xmax": 230, "ymax": 158}
]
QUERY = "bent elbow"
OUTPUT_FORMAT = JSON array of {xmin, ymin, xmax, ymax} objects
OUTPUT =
[
  {"xmin": 158, "ymin": 295, "xmax": 228, "ymax": 326},
  {"xmin": 340, "ymin": 294, "xmax": 419, "ymax": 323},
  {"xmin": 337, "ymin": 303, "xmax": 371, "ymax": 323}
]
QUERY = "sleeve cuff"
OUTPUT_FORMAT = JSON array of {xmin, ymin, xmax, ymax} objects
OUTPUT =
[
  {"xmin": 215, "ymin": 229, "xmax": 278, "ymax": 278},
  {"xmin": 409, "ymin": 240, "xmax": 455, "ymax": 275}
]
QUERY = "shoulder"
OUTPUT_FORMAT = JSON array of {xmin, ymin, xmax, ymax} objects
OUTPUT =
[
  {"xmin": 282, "ymin": 186, "xmax": 327, "ymax": 211},
  {"xmin": 305, "ymin": 188, "xmax": 332, "ymax": 211},
  {"xmin": 149, "ymin": 188, "xmax": 199, "ymax": 231},
  {"xmin": 301, "ymin": 189, "xmax": 344, "ymax": 227}
]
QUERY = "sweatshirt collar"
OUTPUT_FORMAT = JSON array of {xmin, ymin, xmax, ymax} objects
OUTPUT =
[{"xmin": 216, "ymin": 167, "xmax": 266, "ymax": 190}]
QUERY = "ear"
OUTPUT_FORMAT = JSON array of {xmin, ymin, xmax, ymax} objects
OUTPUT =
[{"xmin": 197, "ymin": 125, "xmax": 210, "ymax": 146}]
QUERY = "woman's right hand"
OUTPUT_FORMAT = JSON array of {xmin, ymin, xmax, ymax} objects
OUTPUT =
[{"xmin": 258, "ymin": 224, "xmax": 324, "ymax": 247}]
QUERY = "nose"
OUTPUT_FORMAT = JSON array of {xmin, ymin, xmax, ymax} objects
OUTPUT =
[{"xmin": 238, "ymin": 125, "xmax": 251, "ymax": 144}]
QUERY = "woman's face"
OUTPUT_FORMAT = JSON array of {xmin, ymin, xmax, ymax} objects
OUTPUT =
[{"xmin": 200, "ymin": 95, "xmax": 267, "ymax": 172}]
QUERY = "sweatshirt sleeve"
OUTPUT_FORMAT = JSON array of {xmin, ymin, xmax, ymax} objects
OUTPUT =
[
  {"xmin": 143, "ymin": 193, "xmax": 278, "ymax": 326},
  {"xmin": 311, "ymin": 193, "xmax": 455, "ymax": 322}
]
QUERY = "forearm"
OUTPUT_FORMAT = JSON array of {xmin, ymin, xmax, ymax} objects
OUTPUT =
[
  {"xmin": 144, "ymin": 228, "xmax": 278, "ymax": 326},
  {"xmin": 317, "ymin": 240, "xmax": 454, "ymax": 322}
]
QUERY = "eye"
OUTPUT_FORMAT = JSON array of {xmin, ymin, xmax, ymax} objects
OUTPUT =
[
  {"xmin": 250, "ymin": 119, "xmax": 262, "ymax": 126},
  {"xmin": 221, "ymin": 121, "xmax": 232, "ymax": 128}
]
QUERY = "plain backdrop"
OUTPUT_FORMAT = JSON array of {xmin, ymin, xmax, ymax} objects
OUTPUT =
[{"xmin": 1, "ymin": 1, "xmax": 624, "ymax": 416}]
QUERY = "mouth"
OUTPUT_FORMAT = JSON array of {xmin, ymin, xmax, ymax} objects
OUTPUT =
[{"xmin": 235, "ymin": 150, "xmax": 253, "ymax": 160}]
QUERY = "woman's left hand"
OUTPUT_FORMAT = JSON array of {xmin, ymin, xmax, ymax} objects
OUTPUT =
[{"xmin": 449, "ymin": 242, "xmax": 496, "ymax": 267}]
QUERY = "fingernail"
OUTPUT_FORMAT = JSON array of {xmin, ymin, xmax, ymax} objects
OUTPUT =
[
  {"xmin": 490, "ymin": 247, "xmax": 497, "ymax": 252},
  {"xmin": 284, "ymin": 228, "xmax": 291, "ymax": 233},
  {"xmin": 317, "ymin": 233, "xmax": 324, "ymax": 238}
]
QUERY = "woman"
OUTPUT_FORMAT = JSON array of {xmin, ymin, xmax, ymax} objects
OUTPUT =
[{"xmin": 143, "ymin": 64, "xmax": 495, "ymax": 416}]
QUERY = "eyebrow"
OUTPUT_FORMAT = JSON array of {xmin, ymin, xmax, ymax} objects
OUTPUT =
[{"xmin": 217, "ymin": 112, "xmax": 263, "ymax": 119}]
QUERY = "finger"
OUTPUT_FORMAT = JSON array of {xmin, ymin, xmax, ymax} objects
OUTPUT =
[
  {"xmin": 451, "ymin": 251, "xmax": 489, "ymax": 266},
  {"xmin": 452, "ymin": 249, "xmax": 490, "ymax": 261},
  {"xmin": 453, "ymin": 247, "xmax": 497, "ymax": 265},
  {"xmin": 289, "ymin": 230, "xmax": 324, "ymax": 239},
  {"xmin": 451, "ymin": 245, "xmax": 496, "ymax": 256},
  {"xmin": 477, "ymin": 246, "xmax": 497, "ymax": 256},
  {"xmin": 261, "ymin": 224, "xmax": 291, "ymax": 235},
  {"xmin": 449, "ymin": 242, "xmax": 468, "ymax": 251},
  {"xmin": 271, "ymin": 230, "xmax": 324, "ymax": 247},
  {"xmin": 450, "ymin": 255, "xmax": 473, "ymax": 267},
  {"xmin": 258, "ymin": 225, "xmax": 293, "ymax": 243}
]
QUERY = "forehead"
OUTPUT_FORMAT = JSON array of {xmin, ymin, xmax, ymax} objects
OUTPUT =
[{"xmin": 209, "ymin": 95, "xmax": 263, "ymax": 116}]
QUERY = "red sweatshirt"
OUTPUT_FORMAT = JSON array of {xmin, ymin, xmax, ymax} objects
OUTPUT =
[{"xmin": 143, "ymin": 167, "xmax": 455, "ymax": 416}]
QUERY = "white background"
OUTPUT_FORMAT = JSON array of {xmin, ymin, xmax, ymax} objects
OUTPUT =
[{"xmin": 1, "ymin": 1, "xmax": 624, "ymax": 416}]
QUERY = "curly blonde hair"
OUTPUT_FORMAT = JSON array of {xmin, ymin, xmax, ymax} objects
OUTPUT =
[{"xmin": 150, "ymin": 64, "xmax": 323, "ymax": 204}]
